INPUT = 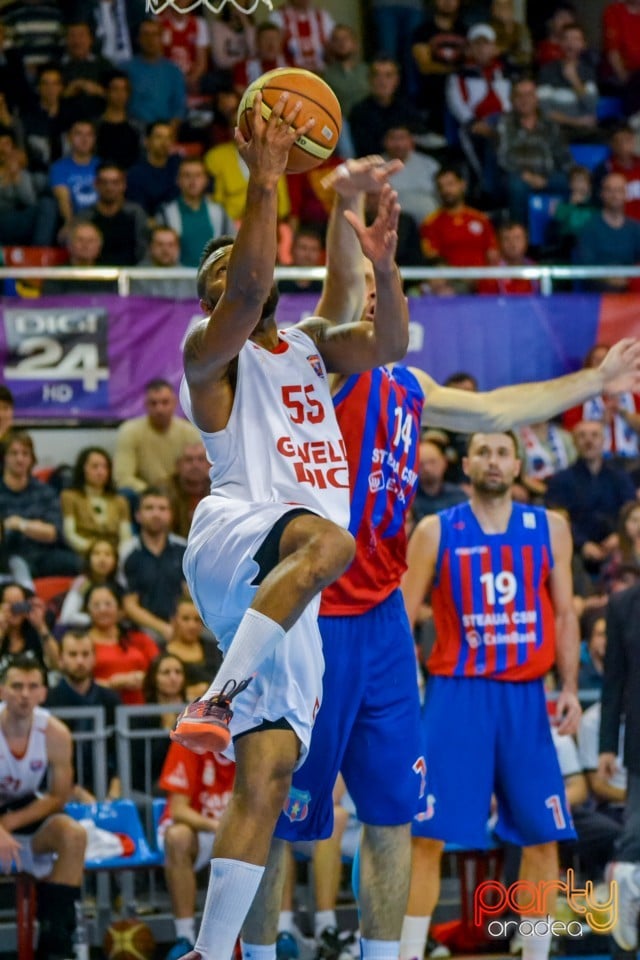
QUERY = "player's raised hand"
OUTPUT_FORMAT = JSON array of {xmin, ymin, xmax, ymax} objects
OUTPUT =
[
  {"xmin": 235, "ymin": 91, "xmax": 315, "ymax": 185},
  {"xmin": 321, "ymin": 155, "xmax": 404, "ymax": 196},
  {"xmin": 343, "ymin": 182, "xmax": 400, "ymax": 273},
  {"xmin": 598, "ymin": 338, "xmax": 640, "ymax": 394}
]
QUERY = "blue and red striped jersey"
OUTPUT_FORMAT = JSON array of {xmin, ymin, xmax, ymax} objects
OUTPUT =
[
  {"xmin": 429, "ymin": 502, "xmax": 557, "ymax": 680},
  {"xmin": 320, "ymin": 365, "xmax": 424, "ymax": 615}
]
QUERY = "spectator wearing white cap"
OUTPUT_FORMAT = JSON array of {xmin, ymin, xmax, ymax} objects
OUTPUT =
[{"xmin": 446, "ymin": 23, "xmax": 511, "ymax": 202}]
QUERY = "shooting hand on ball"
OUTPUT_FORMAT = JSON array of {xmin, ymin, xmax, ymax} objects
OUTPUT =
[{"xmin": 236, "ymin": 91, "xmax": 315, "ymax": 186}]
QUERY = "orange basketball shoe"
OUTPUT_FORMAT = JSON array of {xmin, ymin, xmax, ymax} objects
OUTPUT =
[{"xmin": 171, "ymin": 678, "xmax": 253, "ymax": 754}]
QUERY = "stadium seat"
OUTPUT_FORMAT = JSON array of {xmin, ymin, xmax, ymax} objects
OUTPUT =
[
  {"xmin": 569, "ymin": 143, "xmax": 611, "ymax": 171},
  {"xmin": 2, "ymin": 246, "xmax": 69, "ymax": 267},
  {"xmin": 64, "ymin": 799, "xmax": 163, "ymax": 870},
  {"xmin": 33, "ymin": 576, "xmax": 75, "ymax": 604},
  {"xmin": 528, "ymin": 193, "xmax": 562, "ymax": 248},
  {"xmin": 596, "ymin": 96, "xmax": 624, "ymax": 123}
]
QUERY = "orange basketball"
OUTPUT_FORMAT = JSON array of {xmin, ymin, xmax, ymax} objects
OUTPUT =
[
  {"xmin": 103, "ymin": 918, "xmax": 156, "ymax": 960},
  {"xmin": 237, "ymin": 67, "xmax": 342, "ymax": 174}
]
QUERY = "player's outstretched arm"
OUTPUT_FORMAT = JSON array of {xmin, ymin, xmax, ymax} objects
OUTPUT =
[
  {"xmin": 300, "ymin": 184, "xmax": 408, "ymax": 372},
  {"xmin": 315, "ymin": 156, "xmax": 403, "ymax": 326},
  {"xmin": 411, "ymin": 338, "xmax": 640, "ymax": 432},
  {"xmin": 547, "ymin": 511, "xmax": 582, "ymax": 737},
  {"xmin": 401, "ymin": 514, "xmax": 441, "ymax": 629},
  {"xmin": 184, "ymin": 92, "xmax": 314, "ymax": 386}
]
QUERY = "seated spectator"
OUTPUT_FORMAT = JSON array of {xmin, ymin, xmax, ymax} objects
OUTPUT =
[
  {"xmin": 545, "ymin": 419, "xmax": 637, "ymax": 573},
  {"xmin": 602, "ymin": 0, "xmax": 640, "ymax": 115},
  {"xmin": 162, "ymin": 441, "xmax": 210, "ymax": 539},
  {"xmin": 1, "ymin": 0, "xmax": 65, "ymax": 83},
  {"xmin": 0, "ymin": 582, "xmax": 58, "ymax": 671},
  {"xmin": 490, "ymin": 0, "xmax": 532, "ymax": 76},
  {"xmin": 349, "ymin": 57, "xmax": 425, "ymax": 158},
  {"xmin": 0, "ymin": 384, "xmax": 14, "ymax": 462},
  {"xmin": 562, "ymin": 343, "xmax": 640, "ymax": 462},
  {"xmin": 517, "ymin": 419, "xmax": 576, "ymax": 501},
  {"xmin": 206, "ymin": 6, "xmax": 256, "ymax": 84},
  {"xmin": 78, "ymin": 161, "xmax": 149, "ymax": 265},
  {"xmin": 121, "ymin": 488, "xmax": 187, "ymax": 643},
  {"xmin": 0, "ymin": 125, "xmax": 57, "ymax": 246},
  {"xmin": 322, "ymin": 24, "xmax": 369, "ymax": 120},
  {"xmin": 412, "ymin": 436, "xmax": 467, "ymax": 523},
  {"xmin": 113, "ymin": 378, "xmax": 201, "ymax": 494},
  {"xmin": 60, "ymin": 20, "xmax": 115, "ymax": 126},
  {"xmin": 550, "ymin": 164, "xmax": 598, "ymax": 258},
  {"xmin": 91, "ymin": 0, "xmax": 146, "ymax": 66},
  {"xmin": 45, "ymin": 629, "xmax": 122, "ymax": 802},
  {"xmin": 20, "ymin": 64, "xmax": 65, "ymax": 195},
  {"xmin": 578, "ymin": 698, "xmax": 627, "ymax": 817},
  {"xmin": 537, "ymin": 23, "xmax": 599, "ymax": 144},
  {"xmin": 95, "ymin": 70, "xmax": 142, "ymax": 170},
  {"xmin": 0, "ymin": 653, "xmax": 87, "ymax": 960},
  {"xmin": 206, "ymin": 85, "xmax": 242, "ymax": 148},
  {"xmin": 204, "ymin": 134, "xmax": 291, "ymax": 225},
  {"xmin": 158, "ymin": 0, "xmax": 209, "ymax": 94},
  {"xmin": 41, "ymin": 220, "xmax": 120, "ymax": 296},
  {"xmin": 278, "ymin": 226, "xmax": 325, "ymax": 294},
  {"xmin": 574, "ymin": 171, "xmax": 640, "ymax": 291},
  {"xmin": 496, "ymin": 77, "xmax": 572, "ymax": 222},
  {"xmin": 50, "ymin": 119, "xmax": 100, "ymax": 235},
  {"xmin": 126, "ymin": 120, "xmax": 180, "ymax": 219},
  {"xmin": 59, "ymin": 537, "xmax": 121, "ymax": 628},
  {"xmin": 61, "ymin": 446, "xmax": 132, "ymax": 556},
  {"xmin": 446, "ymin": 23, "xmax": 511, "ymax": 200},
  {"xmin": 232, "ymin": 21, "xmax": 290, "ymax": 94},
  {"xmin": 477, "ymin": 221, "xmax": 539, "ymax": 294},
  {"xmin": 159, "ymin": 157, "xmax": 234, "ymax": 268},
  {"xmin": 578, "ymin": 610, "xmax": 608, "ymax": 691},
  {"xmin": 129, "ymin": 652, "xmax": 188, "ymax": 794},
  {"xmin": 0, "ymin": 21, "xmax": 35, "ymax": 116},
  {"xmin": 593, "ymin": 124, "xmax": 640, "ymax": 222},
  {"xmin": 158, "ymin": 740, "xmax": 235, "ymax": 960},
  {"xmin": 131, "ymin": 225, "xmax": 194, "ymax": 298},
  {"xmin": 166, "ymin": 595, "xmax": 222, "ymax": 699},
  {"xmin": 270, "ymin": 0, "xmax": 334, "ymax": 72},
  {"xmin": 124, "ymin": 18, "xmax": 187, "ymax": 134},
  {"xmin": 601, "ymin": 500, "xmax": 640, "ymax": 593},
  {"xmin": 420, "ymin": 166, "xmax": 499, "ymax": 287},
  {"xmin": 85, "ymin": 582, "xmax": 159, "ymax": 704},
  {"xmin": 381, "ymin": 124, "xmax": 440, "ymax": 228},
  {"xmin": 535, "ymin": 4, "xmax": 577, "ymax": 69},
  {"xmin": 0, "ymin": 432, "xmax": 79, "ymax": 578},
  {"xmin": 411, "ymin": 0, "xmax": 468, "ymax": 133}
]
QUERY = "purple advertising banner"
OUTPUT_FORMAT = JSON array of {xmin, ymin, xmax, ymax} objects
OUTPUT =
[{"xmin": 0, "ymin": 292, "xmax": 631, "ymax": 421}]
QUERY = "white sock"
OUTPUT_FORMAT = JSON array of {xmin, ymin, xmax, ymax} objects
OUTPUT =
[
  {"xmin": 315, "ymin": 910, "xmax": 337, "ymax": 938},
  {"xmin": 242, "ymin": 944, "xmax": 277, "ymax": 960},
  {"xmin": 520, "ymin": 916, "xmax": 552, "ymax": 960},
  {"xmin": 202, "ymin": 609, "xmax": 285, "ymax": 700},
  {"xmin": 361, "ymin": 938, "xmax": 401, "ymax": 960},
  {"xmin": 175, "ymin": 916, "xmax": 196, "ymax": 943},
  {"xmin": 279, "ymin": 910, "xmax": 294, "ymax": 933},
  {"xmin": 194, "ymin": 857, "xmax": 265, "ymax": 959},
  {"xmin": 400, "ymin": 914, "xmax": 431, "ymax": 960}
]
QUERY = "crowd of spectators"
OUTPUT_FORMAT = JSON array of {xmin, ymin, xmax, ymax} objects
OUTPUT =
[{"xmin": 0, "ymin": 1, "xmax": 636, "ymax": 283}]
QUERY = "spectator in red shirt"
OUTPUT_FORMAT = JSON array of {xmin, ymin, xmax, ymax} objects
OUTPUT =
[
  {"xmin": 535, "ymin": 4, "xmax": 577, "ymax": 68},
  {"xmin": 594, "ymin": 124, "xmax": 640, "ymax": 221},
  {"xmin": 420, "ymin": 165, "xmax": 499, "ymax": 288},
  {"xmin": 477, "ymin": 220, "xmax": 539, "ymax": 294},
  {"xmin": 232, "ymin": 21, "xmax": 290, "ymax": 94},
  {"xmin": 603, "ymin": 0, "xmax": 640, "ymax": 112},
  {"xmin": 158, "ymin": 742, "xmax": 235, "ymax": 959}
]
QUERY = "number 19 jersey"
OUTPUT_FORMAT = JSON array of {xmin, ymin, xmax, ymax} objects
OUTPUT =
[{"xmin": 429, "ymin": 502, "xmax": 556, "ymax": 680}]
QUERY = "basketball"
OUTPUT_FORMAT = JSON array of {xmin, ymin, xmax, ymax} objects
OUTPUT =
[
  {"xmin": 103, "ymin": 919, "xmax": 156, "ymax": 960},
  {"xmin": 237, "ymin": 67, "xmax": 342, "ymax": 174}
]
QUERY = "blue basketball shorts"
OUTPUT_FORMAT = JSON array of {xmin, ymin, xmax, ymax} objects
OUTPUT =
[
  {"xmin": 275, "ymin": 589, "xmax": 423, "ymax": 842},
  {"xmin": 412, "ymin": 675, "xmax": 576, "ymax": 848}
]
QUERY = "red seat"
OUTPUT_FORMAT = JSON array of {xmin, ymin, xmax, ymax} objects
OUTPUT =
[
  {"xmin": 33, "ymin": 576, "xmax": 75, "ymax": 604},
  {"xmin": 3, "ymin": 246, "xmax": 69, "ymax": 267}
]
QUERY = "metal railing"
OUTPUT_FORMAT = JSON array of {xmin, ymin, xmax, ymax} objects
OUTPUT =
[{"xmin": 2, "ymin": 264, "xmax": 640, "ymax": 297}]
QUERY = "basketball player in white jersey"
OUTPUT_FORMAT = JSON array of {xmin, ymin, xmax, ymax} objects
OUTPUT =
[
  {"xmin": 0, "ymin": 653, "xmax": 87, "ymax": 960},
  {"xmin": 170, "ymin": 92, "xmax": 409, "ymax": 960}
]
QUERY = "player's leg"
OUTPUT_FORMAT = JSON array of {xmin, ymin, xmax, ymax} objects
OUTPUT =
[
  {"xmin": 313, "ymin": 798, "xmax": 349, "ymax": 949},
  {"xmin": 175, "ymin": 509, "xmax": 355, "ymax": 753},
  {"xmin": 163, "ymin": 822, "xmax": 202, "ymax": 956},
  {"xmin": 242, "ymin": 837, "xmax": 289, "ymax": 949},
  {"xmin": 193, "ymin": 727, "xmax": 300, "ymax": 960},
  {"xmin": 402, "ymin": 838, "xmax": 446, "ymax": 960},
  {"xmin": 30, "ymin": 813, "xmax": 87, "ymax": 960}
]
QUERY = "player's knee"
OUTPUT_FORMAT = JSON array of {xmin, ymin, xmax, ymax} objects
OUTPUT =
[
  {"xmin": 165, "ymin": 823, "xmax": 196, "ymax": 861},
  {"xmin": 57, "ymin": 816, "xmax": 87, "ymax": 858},
  {"xmin": 308, "ymin": 525, "xmax": 355, "ymax": 588},
  {"xmin": 237, "ymin": 756, "xmax": 294, "ymax": 822}
]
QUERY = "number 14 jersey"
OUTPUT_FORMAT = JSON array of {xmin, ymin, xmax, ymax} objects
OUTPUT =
[{"xmin": 430, "ymin": 502, "xmax": 556, "ymax": 681}]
